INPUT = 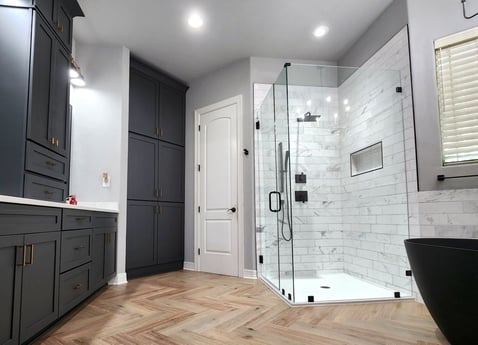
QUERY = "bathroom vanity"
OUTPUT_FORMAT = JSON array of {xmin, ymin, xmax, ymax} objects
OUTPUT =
[{"xmin": 0, "ymin": 196, "xmax": 118, "ymax": 345}]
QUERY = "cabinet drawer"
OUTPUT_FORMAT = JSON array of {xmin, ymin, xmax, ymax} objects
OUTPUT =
[
  {"xmin": 0, "ymin": 203, "xmax": 61, "ymax": 235},
  {"xmin": 63, "ymin": 209, "xmax": 93, "ymax": 230},
  {"xmin": 24, "ymin": 173, "xmax": 67, "ymax": 202},
  {"xmin": 94, "ymin": 213, "xmax": 118, "ymax": 228},
  {"xmin": 59, "ymin": 263, "xmax": 90, "ymax": 316},
  {"xmin": 25, "ymin": 141, "xmax": 68, "ymax": 181},
  {"xmin": 60, "ymin": 229, "xmax": 91, "ymax": 272}
]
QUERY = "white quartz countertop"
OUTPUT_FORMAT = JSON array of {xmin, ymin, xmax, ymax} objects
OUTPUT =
[{"xmin": 0, "ymin": 195, "xmax": 119, "ymax": 213}]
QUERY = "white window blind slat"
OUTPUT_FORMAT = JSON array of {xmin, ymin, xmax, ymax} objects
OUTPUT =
[{"xmin": 435, "ymin": 31, "xmax": 478, "ymax": 165}]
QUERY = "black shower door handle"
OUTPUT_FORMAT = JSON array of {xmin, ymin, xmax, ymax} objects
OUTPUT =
[{"xmin": 269, "ymin": 191, "xmax": 282, "ymax": 213}]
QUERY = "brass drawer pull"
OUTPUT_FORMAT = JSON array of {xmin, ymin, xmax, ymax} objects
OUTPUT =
[
  {"xmin": 44, "ymin": 190, "xmax": 54, "ymax": 195},
  {"xmin": 55, "ymin": 138, "xmax": 59, "ymax": 147},
  {"xmin": 45, "ymin": 161, "xmax": 57, "ymax": 167},
  {"xmin": 17, "ymin": 245, "xmax": 26, "ymax": 266},
  {"xmin": 73, "ymin": 283, "xmax": 82, "ymax": 290},
  {"xmin": 25, "ymin": 244, "xmax": 34, "ymax": 265},
  {"xmin": 50, "ymin": 137, "xmax": 56, "ymax": 145},
  {"xmin": 74, "ymin": 245, "xmax": 86, "ymax": 250},
  {"xmin": 75, "ymin": 217, "xmax": 88, "ymax": 221}
]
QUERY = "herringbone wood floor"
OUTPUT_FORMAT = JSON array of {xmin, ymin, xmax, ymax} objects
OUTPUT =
[{"xmin": 37, "ymin": 271, "xmax": 449, "ymax": 345}]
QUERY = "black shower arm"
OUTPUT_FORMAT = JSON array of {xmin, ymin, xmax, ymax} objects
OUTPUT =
[{"xmin": 462, "ymin": 0, "xmax": 478, "ymax": 19}]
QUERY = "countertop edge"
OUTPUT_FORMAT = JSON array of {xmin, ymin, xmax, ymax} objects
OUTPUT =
[{"xmin": 0, "ymin": 195, "xmax": 119, "ymax": 213}]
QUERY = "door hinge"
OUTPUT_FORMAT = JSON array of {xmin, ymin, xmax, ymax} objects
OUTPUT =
[
  {"xmin": 198, "ymin": 164, "xmax": 201, "ymax": 172},
  {"xmin": 198, "ymin": 125, "xmax": 201, "ymax": 131},
  {"xmin": 198, "ymin": 206, "xmax": 200, "ymax": 213},
  {"xmin": 256, "ymin": 121, "xmax": 260, "ymax": 130},
  {"xmin": 259, "ymin": 255, "xmax": 264, "ymax": 264},
  {"xmin": 198, "ymin": 248, "xmax": 201, "ymax": 255}
]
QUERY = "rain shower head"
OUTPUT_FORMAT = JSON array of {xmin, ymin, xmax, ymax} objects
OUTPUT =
[{"xmin": 297, "ymin": 111, "xmax": 321, "ymax": 122}]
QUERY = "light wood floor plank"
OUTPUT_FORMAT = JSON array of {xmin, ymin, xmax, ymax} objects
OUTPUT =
[{"xmin": 36, "ymin": 271, "xmax": 450, "ymax": 345}]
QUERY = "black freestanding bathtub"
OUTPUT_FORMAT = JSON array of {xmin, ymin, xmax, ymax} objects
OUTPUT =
[{"xmin": 404, "ymin": 238, "xmax": 478, "ymax": 345}]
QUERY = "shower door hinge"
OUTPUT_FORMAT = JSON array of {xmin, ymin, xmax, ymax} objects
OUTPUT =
[
  {"xmin": 198, "ymin": 248, "xmax": 201, "ymax": 255},
  {"xmin": 259, "ymin": 255, "xmax": 263, "ymax": 264},
  {"xmin": 396, "ymin": 86, "xmax": 403, "ymax": 93},
  {"xmin": 256, "ymin": 121, "xmax": 260, "ymax": 130},
  {"xmin": 198, "ymin": 125, "xmax": 201, "ymax": 131},
  {"xmin": 198, "ymin": 164, "xmax": 201, "ymax": 172},
  {"xmin": 198, "ymin": 206, "xmax": 200, "ymax": 213},
  {"xmin": 406, "ymin": 270, "xmax": 412, "ymax": 277}
]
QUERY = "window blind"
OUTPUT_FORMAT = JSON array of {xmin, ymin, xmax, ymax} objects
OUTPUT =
[{"xmin": 435, "ymin": 27, "xmax": 478, "ymax": 165}]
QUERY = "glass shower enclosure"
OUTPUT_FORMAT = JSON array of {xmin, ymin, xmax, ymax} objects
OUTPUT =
[{"xmin": 254, "ymin": 63, "xmax": 412, "ymax": 304}]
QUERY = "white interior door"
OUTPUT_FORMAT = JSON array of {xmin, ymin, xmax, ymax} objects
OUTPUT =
[{"xmin": 197, "ymin": 97, "xmax": 241, "ymax": 276}]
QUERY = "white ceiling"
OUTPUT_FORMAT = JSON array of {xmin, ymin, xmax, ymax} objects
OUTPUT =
[{"xmin": 74, "ymin": 0, "xmax": 394, "ymax": 83}]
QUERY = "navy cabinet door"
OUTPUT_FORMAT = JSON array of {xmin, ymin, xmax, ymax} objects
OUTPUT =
[
  {"xmin": 157, "ymin": 203, "xmax": 184, "ymax": 264},
  {"xmin": 0, "ymin": 235, "xmax": 24, "ymax": 345},
  {"xmin": 20, "ymin": 231, "xmax": 60, "ymax": 344},
  {"xmin": 158, "ymin": 142, "xmax": 184, "ymax": 202},
  {"xmin": 129, "ymin": 69, "xmax": 158, "ymax": 138},
  {"xmin": 28, "ymin": 12, "xmax": 55, "ymax": 152},
  {"xmin": 159, "ymin": 85, "xmax": 185, "ymax": 146},
  {"xmin": 91, "ymin": 229, "xmax": 105, "ymax": 290},
  {"xmin": 128, "ymin": 133, "xmax": 159, "ymax": 201},
  {"xmin": 35, "ymin": 0, "xmax": 55, "ymax": 23},
  {"xmin": 104, "ymin": 230, "xmax": 116, "ymax": 281},
  {"xmin": 126, "ymin": 201, "xmax": 157, "ymax": 270},
  {"xmin": 51, "ymin": 43, "xmax": 70, "ymax": 156}
]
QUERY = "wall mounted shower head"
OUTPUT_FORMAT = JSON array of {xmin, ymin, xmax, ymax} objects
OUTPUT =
[{"xmin": 297, "ymin": 111, "xmax": 321, "ymax": 122}]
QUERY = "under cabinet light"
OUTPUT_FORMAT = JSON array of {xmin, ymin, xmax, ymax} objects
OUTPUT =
[{"xmin": 70, "ymin": 57, "xmax": 86, "ymax": 87}]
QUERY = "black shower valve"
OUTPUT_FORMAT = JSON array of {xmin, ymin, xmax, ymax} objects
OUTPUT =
[{"xmin": 243, "ymin": 149, "xmax": 249, "ymax": 156}]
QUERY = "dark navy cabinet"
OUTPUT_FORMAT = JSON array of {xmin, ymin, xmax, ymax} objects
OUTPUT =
[
  {"xmin": 0, "ymin": 1, "xmax": 82, "ymax": 201},
  {"xmin": 0, "ymin": 203, "xmax": 117, "ymax": 344},
  {"xmin": 127, "ymin": 57, "xmax": 187, "ymax": 279}
]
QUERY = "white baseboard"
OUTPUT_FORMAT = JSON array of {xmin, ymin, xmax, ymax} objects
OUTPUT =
[
  {"xmin": 243, "ymin": 269, "xmax": 257, "ymax": 279},
  {"xmin": 108, "ymin": 273, "xmax": 128, "ymax": 285},
  {"xmin": 183, "ymin": 261, "xmax": 196, "ymax": 271}
]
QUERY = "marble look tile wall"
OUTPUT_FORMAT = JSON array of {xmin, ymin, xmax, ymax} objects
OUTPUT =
[{"xmin": 338, "ymin": 27, "xmax": 411, "ymax": 294}]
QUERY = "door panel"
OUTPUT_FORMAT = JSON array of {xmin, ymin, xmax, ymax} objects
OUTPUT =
[
  {"xmin": 91, "ymin": 230, "xmax": 105, "ymax": 290},
  {"xmin": 157, "ymin": 203, "xmax": 183, "ymax": 263},
  {"xmin": 104, "ymin": 231, "xmax": 116, "ymax": 280},
  {"xmin": 35, "ymin": 0, "xmax": 55, "ymax": 23},
  {"xmin": 55, "ymin": 2, "xmax": 72, "ymax": 49},
  {"xmin": 159, "ymin": 85, "xmax": 185, "ymax": 145},
  {"xmin": 20, "ymin": 231, "xmax": 60, "ymax": 344},
  {"xmin": 158, "ymin": 142, "xmax": 184, "ymax": 202},
  {"xmin": 0, "ymin": 235, "xmax": 23, "ymax": 345},
  {"xmin": 127, "ymin": 134, "xmax": 158, "ymax": 201},
  {"xmin": 51, "ymin": 43, "xmax": 70, "ymax": 156},
  {"xmin": 126, "ymin": 201, "xmax": 157, "ymax": 270},
  {"xmin": 28, "ymin": 13, "xmax": 54, "ymax": 150},
  {"xmin": 129, "ymin": 69, "xmax": 158, "ymax": 138},
  {"xmin": 199, "ymin": 102, "xmax": 239, "ymax": 276}
]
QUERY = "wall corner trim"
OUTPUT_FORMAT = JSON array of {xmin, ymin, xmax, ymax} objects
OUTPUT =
[
  {"xmin": 108, "ymin": 273, "xmax": 128, "ymax": 285},
  {"xmin": 183, "ymin": 261, "xmax": 196, "ymax": 271},
  {"xmin": 243, "ymin": 269, "xmax": 257, "ymax": 279}
]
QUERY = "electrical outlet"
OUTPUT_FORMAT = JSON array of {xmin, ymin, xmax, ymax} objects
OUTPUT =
[{"xmin": 102, "ymin": 172, "xmax": 110, "ymax": 188}]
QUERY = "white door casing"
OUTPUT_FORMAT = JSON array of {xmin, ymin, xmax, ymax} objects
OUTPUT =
[{"xmin": 194, "ymin": 95, "xmax": 244, "ymax": 277}]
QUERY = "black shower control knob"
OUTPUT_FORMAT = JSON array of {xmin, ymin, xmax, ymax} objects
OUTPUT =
[{"xmin": 228, "ymin": 207, "xmax": 237, "ymax": 213}]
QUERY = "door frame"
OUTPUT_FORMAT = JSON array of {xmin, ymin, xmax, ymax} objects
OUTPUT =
[{"xmin": 194, "ymin": 95, "xmax": 244, "ymax": 278}]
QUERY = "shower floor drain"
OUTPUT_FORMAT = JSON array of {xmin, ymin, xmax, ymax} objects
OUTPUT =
[{"xmin": 320, "ymin": 286, "xmax": 331, "ymax": 289}]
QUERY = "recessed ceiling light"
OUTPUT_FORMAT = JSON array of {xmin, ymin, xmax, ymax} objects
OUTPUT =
[
  {"xmin": 326, "ymin": 96, "xmax": 332, "ymax": 103},
  {"xmin": 313, "ymin": 25, "xmax": 329, "ymax": 38},
  {"xmin": 188, "ymin": 13, "xmax": 203, "ymax": 28},
  {"xmin": 343, "ymin": 99, "xmax": 349, "ymax": 105},
  {"xmin": 345, "ymin": 106, "xmax": 351, "ymax": 112},
  {"xmin": 306, "ymin": 100, "xmax": 312, "ymax": 106}
]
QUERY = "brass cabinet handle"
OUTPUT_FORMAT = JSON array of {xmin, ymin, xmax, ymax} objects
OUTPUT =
[
  {"xmin": 44, "ymin": 190, "xmax": 54, "ymax": 195},
  {"xmin": 55, "ymin": 138, "xmax": 59, "ymax": 147},
  {"xmin": 160, "ymin": 128, "xmax": 164, "ymax": 137},
  {"xmin": 75, "ymin": 217, "xmax": 88, "ymax": 221},
  {"xmin": 17, "ymin": 245, "xmax": 26, "ymax": 266},
  {"xmin": 25, "ymin": 244, "xmax": 34, "ymax": 265},
  {"xmin": 50, "ymin": 137, "xmax": 56, "ymax": 145},
  {"xmin": 159, "ymin": 188, "xmax": 163, "ymax": 198},
  {"xmin": 73, "ymin": 283, "xmax": 82, "ymax": 290},
  {"xmin": 74, "ymin": 245, "xmax": 86, "ymax": 250},
  {"xmin": 154, "ymin": 189, "xmax": 159, "ymax": 198},
  {"xmin": 45, "ymin": 161, "xmax": 57, "ymax": 167}
]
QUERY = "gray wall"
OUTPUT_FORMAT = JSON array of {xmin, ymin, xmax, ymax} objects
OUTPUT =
[
  {"xmin": 339, "ymin": 0, "xmax": 409, "ymax": 68},
  {"xmin": 185, "ymin": 58, "xmax": 255, "ymax": 269},
  {"xmin": 407, "ymin": 0, "xmax": 478, "ymax": 190}
]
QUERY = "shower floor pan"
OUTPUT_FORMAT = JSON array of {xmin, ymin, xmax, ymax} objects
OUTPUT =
[{"xmin": 264, "ymin": 273, "xmax": 412, "ymax": 304}]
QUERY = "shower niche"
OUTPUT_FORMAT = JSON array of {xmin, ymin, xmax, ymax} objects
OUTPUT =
[{"xmin": 254, "ymin": 63, "xmax": 412, "ymax": 304}]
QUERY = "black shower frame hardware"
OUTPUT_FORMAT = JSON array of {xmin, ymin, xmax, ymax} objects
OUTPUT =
[
  {"xmin": 396, "ymin": 86, "xmax": 402, "ymax": 93},
  {"xmin": 461, "ymin": 0, "xmax": 478, "ymax": 19},
  {"xmin": 437, "ymin": 173, "xmax": 478, "ymax": 181}
]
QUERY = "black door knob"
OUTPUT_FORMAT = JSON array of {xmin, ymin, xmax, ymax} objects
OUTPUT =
[{"xmin": 228, "ymin": 207, "xmax": 237, "ymax": 213}]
